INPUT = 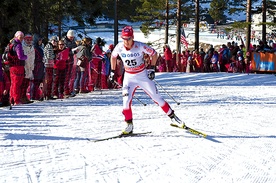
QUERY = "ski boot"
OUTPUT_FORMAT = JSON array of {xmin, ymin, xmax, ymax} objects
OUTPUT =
[
  {"xmin": 122, "ymin": 120, "xmax": 133, "ymax": 135},
  {"xmin": 169, "ymin": 112, "xmax": 185, "ymax": 128}
]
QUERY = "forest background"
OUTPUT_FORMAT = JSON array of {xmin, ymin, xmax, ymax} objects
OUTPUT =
[{"xmin": 0, "ymin": 0, "xmax": 275, "ymax": 53}]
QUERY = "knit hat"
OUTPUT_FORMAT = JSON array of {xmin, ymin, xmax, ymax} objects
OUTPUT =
[
  {"xmin": 67, "ymin": 30, "xmax": 75, "ymax": 37},
  {"xmin": 50, "ymin": 35, "xmax": 58, "ymax": 42},
  {"xmin": 15, "ymin": 31, "xmax": 24, "ymax": 38},
  {"xmin": 24, "ymin": 34, "xmax": 33, "ymax": 39},
  {"xmin": 109, "ymin": 44, "xmax": 114, "ymax": 50}
]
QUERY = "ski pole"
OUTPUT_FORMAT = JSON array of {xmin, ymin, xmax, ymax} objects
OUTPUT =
[
  {"xmin": 113, "ymin": 81, "xmax": 147, "ymax": 106},
  {"xmin": 153, "ymin": 79, "xmax": 180, "ymax": 105}
]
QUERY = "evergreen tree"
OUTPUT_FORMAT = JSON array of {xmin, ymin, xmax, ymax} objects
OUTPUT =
[
  {"xmin": 0, "ymin": 0, "xmax": 103, "ymax": 52},
  {"xmin": 131, "ymin": 0, "xmax": 167, "ymax": 36},
  {"xmin": 209, "ymin": 0, "xmax": 227, "ymax": 23}
]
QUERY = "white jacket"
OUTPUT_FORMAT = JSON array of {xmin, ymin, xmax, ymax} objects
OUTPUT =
[{"xmin": 22, "ymin": 41, "xmax": 35, "ymax": 79}]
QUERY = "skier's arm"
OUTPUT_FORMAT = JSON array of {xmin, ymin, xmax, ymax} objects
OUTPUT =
[{"xmin": 111, "ymin": 56, "xmax": 117, "ymax": 71}]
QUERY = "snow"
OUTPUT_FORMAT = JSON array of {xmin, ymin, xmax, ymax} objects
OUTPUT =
[{"xmin": 1, "ymin": 72, "xmax": 276, "ymax": 183}]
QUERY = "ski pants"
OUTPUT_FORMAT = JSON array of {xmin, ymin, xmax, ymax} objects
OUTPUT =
[
  {"xmin": 122, "ymin": 70, "xmax": 172, "ymax": 121},
  {"xmin": 9, "ymin": 66, "xmax": 25, "ymax": 104}
]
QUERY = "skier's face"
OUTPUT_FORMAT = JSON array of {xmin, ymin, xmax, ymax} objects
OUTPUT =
[{"xmin": 122, "ymin": 36, "xmax": 133, "ymax": 49}]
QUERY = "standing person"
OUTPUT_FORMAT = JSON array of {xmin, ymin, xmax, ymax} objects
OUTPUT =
[
  {"xmin": 101, "ymin": 49, "xmax": 111, "ymax": 89},
  {"xmin": 163, "ymin": 44, "xmax": 172, "ymax": 72},
  {"xmin": 8, "ymin": 31, "xmax": 27, "ymax": 105},
  {"xmin": 53, "ymin": 40, "xmax": 69, "ymax": 99},
  {"xmin": 180, "ymin": 51, "xmax": 187, "ymax": 72},
  {"xmin": 31, "ymin": 34, "xmax": 45, "ymax": 101},
  {"xmin": 114, "ymin": 56, "xmax": 124, "ymax": 87},
  {"xmin": 63, "ymin": 30, "xmax": 77, "ymax": 97},
  {"xmin": 193, "ymin": 50, "xmax": 202, "ymax": 72},
  {"xmin": 43, "ymin": 35, "xmax": 58, "ymax": 100},
  {"xmin": 0, "ymin": 66, "xmax": 11, "ymax": 107},
  {"xmin": 186, "ymin": 50, "xmax": 192, "ymax": 73},
  {"xmin": 90, "ymin": 37, "xmax": 104, "ymax": 90},
  {"xmin": 244, "ymin": 51, "xmax": 251, "ymax": 74},
  {"xmin": 72, "ymin": 37, "xmax": 92, "ymax": 93},
  {"xmin": 21, "ymin": 34, "xmax": 35, "ymax": 103},
  {"xmin": 109, "ymin": 26, "xmax": 184, "ymax": 135}
]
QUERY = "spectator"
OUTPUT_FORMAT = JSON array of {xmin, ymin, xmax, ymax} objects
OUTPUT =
[
  {"xmin": 53, "ymin": 40, "xmax": 69, "ymax": 99},
  {"xmin": 72, "ymin": 37, "xmax": 92, "ymax": 93},
  {"xmin": 90, "ymin": 37, "xmax": 104, "ymax": 90},
  {"xmin": 63, "ymin": 30, "xmax": 77, "ymax": 97},
  {"xmin": 193, "ymin": 50, "xmax": 202, "ymax": 72},
  {"xmin": 171, "ymin": 51, "xmax": 178, "ymax": 72},
  {"xmin": 102, "ymin": 49, "xmax": 111, "ymax": 89},
  {"xmin": 114, "ymin": 56, "xmax": 124, "ymax": 87},
  {"xmin": 9, "ymin": 31, "xmax": 27, "ymax": 105},
  {"xmin": 21, "ymin": 34, "xmax": 35, "ymax": 104},
  {"xmin": 180, "ymin": 51, "xmax": 187, "ymax": 72},
  {"xmin": 219, "ymin": 44, "xmax": 230, "ymax": 72},
  {"xmin": 244, "ymin": 52, "xmax": 251, "ymax": 74},
  {"xmin": 156, "ymin": 54, "xmax": 166, "ymax": 72},
  {"xmin": 0, "ymin": 60, "xmax": 11, "ymax": 107},
  {"xmin": 186, "ymin": 50, "xmax": 192, "ymax": 73},
  {"xmin": 163, "ymin": 44, "xmax": 172, "ymax": 72},
  {"xmin": 0, "ymin": 57, "xmax": 11, "ymax": 107},
  {"xmin": 30, "ymin": 34, "xmax": 45, "ymax": 101},
  {"xmin": 211, "ymin": 51, "xmax": 219, "ymax": 72},
  {"xmin": 43, "ymin": 35, "xmax": 58, "ymax": 100},
  {"xmin": 108, "ymin": 44, "xmax": 114, "ymax": 52},
  {"xmin": 203, "ymin": 51, "xmax": 212, "ymax": 72}
]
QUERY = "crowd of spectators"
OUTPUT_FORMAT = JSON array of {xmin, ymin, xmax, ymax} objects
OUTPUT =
[
  {"xmin": 154, "ymin": 35, "xmax": 276, "ymax": 74},
  {"xmin": 0, "ymin": 30, "xmax": 119, "ymax": 107}
]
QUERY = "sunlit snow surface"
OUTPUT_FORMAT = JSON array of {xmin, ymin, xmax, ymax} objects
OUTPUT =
[{"xmin": 1, "ymin": 73, "xmax": 276, "ymax": 183}]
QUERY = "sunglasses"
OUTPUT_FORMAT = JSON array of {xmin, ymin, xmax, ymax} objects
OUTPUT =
[{"xmin": 59, "ymin": 44, "xmax": 64, "ymax": 45}]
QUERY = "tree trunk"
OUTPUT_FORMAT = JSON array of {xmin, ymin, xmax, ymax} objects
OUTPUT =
[{"xmin": 246, "ymin": 0, "xmax": 252, "ymax": 52}]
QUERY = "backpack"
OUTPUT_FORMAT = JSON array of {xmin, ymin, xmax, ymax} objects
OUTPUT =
[{"xmin": 2, "ymin": 42, "xmax": 17, "ymax": 65}]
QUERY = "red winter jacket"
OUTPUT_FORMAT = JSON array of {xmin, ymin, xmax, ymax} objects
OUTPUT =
[
  {"xmin": 54, "ymin": 48, "xmax": 69, "ymax": 70},
  {"xmin": 164, "ymin": 47, "xmax": 172, "ymax": 61}
]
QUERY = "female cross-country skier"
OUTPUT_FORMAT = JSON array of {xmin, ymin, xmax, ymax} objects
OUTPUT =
[{"xmin": 110, "ymin": 26, "xmax": 184, "ymax": 135}]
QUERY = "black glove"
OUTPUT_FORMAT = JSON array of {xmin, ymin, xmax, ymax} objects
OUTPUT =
[
  {"xmin": 109, "ymin": 70, "xmax": 115, "ymax": 83},
  {"xmin": 147, "ymin": 66, "xmax": 155, "ymax": 80}
]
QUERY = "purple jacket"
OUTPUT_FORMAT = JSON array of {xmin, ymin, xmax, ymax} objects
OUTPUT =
[{"xmin": 14, "ymin": 38, "xmax": 27, "ymax": 61}]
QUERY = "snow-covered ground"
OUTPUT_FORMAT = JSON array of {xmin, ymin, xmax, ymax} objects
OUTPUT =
[{"xmin": 1, "ymin": 72, "xmax": 276, "ymax": 183}]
